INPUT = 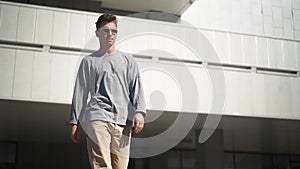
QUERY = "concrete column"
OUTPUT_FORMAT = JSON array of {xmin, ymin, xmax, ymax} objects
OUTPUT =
[{"xmin": 196, "ymin": 129, "xmax": 224, "ymax": 169}]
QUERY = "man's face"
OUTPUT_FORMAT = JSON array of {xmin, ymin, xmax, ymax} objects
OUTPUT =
[{"xmin": 96, "ymin": 22, "xmax": 118, "ymax": 47}]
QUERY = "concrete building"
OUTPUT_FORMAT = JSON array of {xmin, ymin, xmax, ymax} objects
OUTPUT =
[{"xmin": 0, "ymin": 0, "xmax": 300, "ymax": 168}]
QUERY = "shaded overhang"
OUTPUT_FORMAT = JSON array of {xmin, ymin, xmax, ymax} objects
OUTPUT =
[{"xmin": 96, "ymin": 0, "xmax": 194, "ymax": 16}]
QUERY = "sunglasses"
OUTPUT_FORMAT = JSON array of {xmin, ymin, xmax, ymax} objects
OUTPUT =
[{"xmin": 102, "ymin": 28, "xmax": 118, "ymax": 34}]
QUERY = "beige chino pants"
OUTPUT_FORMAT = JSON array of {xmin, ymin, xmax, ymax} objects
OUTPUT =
[{"xmin": 86, "ymin": 120, "xmax": 131, "ymax": 169}]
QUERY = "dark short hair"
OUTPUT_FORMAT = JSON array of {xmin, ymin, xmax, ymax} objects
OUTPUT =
[{"xmin": 95, "ymin": 13, "xmax": 117, "ymax": 30}]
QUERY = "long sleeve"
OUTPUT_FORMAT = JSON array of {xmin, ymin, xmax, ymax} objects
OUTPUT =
[
  {"xmin": 69, "ymin": 59, "xmax": 90, "ymax": 125},
  {"xmin": 129, "ymin": 60, "xmax": 147, "ymax": 117}
]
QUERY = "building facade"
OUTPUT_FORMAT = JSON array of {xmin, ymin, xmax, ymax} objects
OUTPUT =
[{"xmin": 0, "ymin": 0, "xmax": 300, "ymax": 168}]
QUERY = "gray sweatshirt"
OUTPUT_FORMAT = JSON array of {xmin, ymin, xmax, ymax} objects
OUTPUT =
[{"xmin": 69, "ymin": 51, "xmax": 146, "ymax": 126}]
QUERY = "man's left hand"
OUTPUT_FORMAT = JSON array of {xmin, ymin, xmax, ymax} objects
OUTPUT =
[{"xmin": 132, "ymin": 112, "xmax": 144, "ymax": 133}]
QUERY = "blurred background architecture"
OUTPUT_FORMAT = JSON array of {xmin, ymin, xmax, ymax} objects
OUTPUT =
[{"xmin": 0, "ymin": 0, "xmax": 300, "ymax": 168}]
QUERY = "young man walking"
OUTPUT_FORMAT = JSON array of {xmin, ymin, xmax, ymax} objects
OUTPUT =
[{"xmin": 69, "ymin": 13, "xmax": 146, "ymax": 169}]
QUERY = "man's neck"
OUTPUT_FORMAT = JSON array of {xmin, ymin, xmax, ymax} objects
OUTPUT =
[{"xmin": 99, "ymin": 46, "xmax": 117, "ymax": 55}]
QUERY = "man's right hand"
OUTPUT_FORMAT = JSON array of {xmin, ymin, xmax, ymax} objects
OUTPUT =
[{"xmin": 70, "ymin": 124, "xmax": 80, "ymax": 143}]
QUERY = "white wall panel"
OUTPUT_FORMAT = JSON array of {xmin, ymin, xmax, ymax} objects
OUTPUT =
[
  {"xmin": 265, "ymin": 75, "xmax": 292, "ymax": 117},
  {"xmin": 177, "ymin": 26, "xmax": 201, "ymax": 61},
  {"xmin": 224, "ymin": 71, "xmax": 253, "ymax": 115},
  {"xmin": 118, "ymin": 30, "xmax": 154, "ymax": 57},
  {"xmin": 69, "ymin": 13, "xmax": 86, "ymax": 48},
  {"xmin": 52, "ymin": 11, "xmax": 70, "ymax": 46},
  {"xmin": 197, "ymin": 4, "xmax": 208, "ymax": 28},
  {"xmin": 277, "ymin": 76, "xmax": 293, "ymax": 117},
  {"xmin": 84, "ymin": 15, "xmax": 98, "ymax": 51},
  {"xmin": 295, "ymin": 30, "xmax": 300, "ymax": 40},
  {"xmin": 190, "ymin": 67, "xmax": 213, "ymax": 113},
  {"xmin": 220, "ymin": 70, "xmax": 254, "ymax": 116},
  {"xmin": 264, "ymin": 75, "xmax": 280, "ymax": 117},
  {"xmin": 49, "ymin": 53, "xmax": 69, "ymax": 101},
  {"xmin": 238, "ymin": 72, "xmax": 253, "ymax": 115},
  {"xmin": 230, "ymin": 0, "xmax": 242, "ymax": 23},
  {"xmin": 242, "ymin": 0, "xmax": 252, "ymax": 14},
  {"xmin": 118, "ymin": 18, "xmax": 140, "ymax": 34},
  {"xmin": 198, "ymin": 10, "xmax": 210, "ymax": 28},
  {"xmin": 242, "ymin": 14, "xmax": 252, "ymax": 33},
  {"xmin": 282, "ymin": 0, "xmax": 292, "ymax": 18},
  {"xmin": 263, "ymin": 0, "xmax": 272, "ymax": 6},
  {"xmin": 181, "ymin": 0, "xmax": 201, "ymax": 27},
  {"xmin": 214, "ymin": 32, "xmax": 229, "ymax": 63},
  {"xmin": 257, "ymin": 37, "xmax": 269, "ymax": 67},
  {"xmin": 200, "ymin": 30, "xmax": 214, "ymax": 47},
  {"xmin": 34, "ymin": 9, "xmax": 53, "ymax": 45},
  {"xmin": 243, "ymin": 35, "xmax": 257, "ymax": 66},
  {"xmin": 268, "ymin": 39, "xmax": 283, "ymax": 68},
  {"xmin": 283, "ymin": 6, "xmax": 292, "ymax": 18},
  {"xmin": 291, "ymin": 78, "xmax": 300, "ymax": 118},
  {"xmin": 252, "ymin": 1, "xmax": 263, "ymax": 34},
  {"xmin": 138, "ymin": 62, "xmax": 184, "ymax": 112},
  {"xmin": 142, "ymin": 62, "xmax": 210, "ymax": 113},
  {"xmin": 231, "ymin": 22, "xmax": 242, "ymax": 33},
  {"xmin": 252, "ymin": 25, "xmax": 264, "ymax": 35},
  {"xmin": 274, "ymin": 27, "xmax": 284, "ymax": 36},
  {"xmin": 199, "ymin": 30, "xmax": 216, "ymax": 62},
  {"xmin": 17, "ymin": 7, "xmax": 36, "ymax": 43},
  {"xmin": 84, "ymin": 37, "xmax": 99, "ymax": 52},
  {"xmin": 0, "ymin": 5, "xmax": 18, "ymax": 41},
  {"xmin": 283, "ymin": 40, "xmax": 297, "ymax": 70},
  {"xmin": 283, "ymin": 18, "xmax": 294, "ymax": 38},
  {"xmin": 296, "ymin": 42, "xmax": 300, "ymax": 70},
  {"xmin": 85, "ymin": 15, "xmax": 98, "ymax": 44},
  {"xmin": 13, "ymin": 50, "xmax": 34, "ymax": 99},
  {"xmin": 182, "ymin": 0, "xmax": 297, "ymax": 40},
  {"xmin": 116, "ymin": 20, "xmax": 137, "ymax": 53},
  {"xmin": 273, "ymin": 7, "xmax": 283, "ymax": 28},
  {"xmin": 252, "ymin": 13, "xmax": 263, "ymax": 26},
  {"xmin": 229, "ymin": 34, "xmax": 243, "ymax": 65},
  {"xmin": 272, "ymin": 0, "xmax": 282, "ymax": 7},
  {"xmin": 207, "ymin": 0, "xmax": 218, "ymax": 29},
  {"xmin": 293, "ymin": 0, "xmax": 300, "ymax": 9},
  {"xmin": 220, "ymin": 10, "xmax": 231, "ymax": 31},
  {"xmin": 147, "ymin": 23, "xmax": 168, "ymax": 57},
  {"xmin": 31, "ymin": 52, "xmax": 51, "ymax": 100},
  {"xmin": 263, "ymin": 2, "xmax": 273, "ymax": 16},
  {"xmin": 67, "ymin": 55, "xmax": 80, "ymax": 102},
  {"xmin": 293, "ymin": 9, "xmax": 300, "ymax": 30},
  {"xmin": 252, "ymin": 1, "xmax": 262, "ymax": 15},
  {"xmin": 220, "ymin": 0, "xmax": 231, "ymax": 13},
  {"xmin": 0, "ymin": 48, "xmax": 15, "ymax": 97},
  {"xmin": 223, "ymin": 71, "xmax": 239, "ymax": 115},
  {"xmin": 263, "ymin": 15, "xmax": 274, "ymax": 36},
  {"xmin": 251, "ymin": 73, "xmax": 267, "ymax": 116},
  {"xmin": 184, "ymin": 27, "xmax": 203, "ymax": 61},
  {"xmin": 155, "ymin": 25, "xmax": 186, "ymax": 59}
]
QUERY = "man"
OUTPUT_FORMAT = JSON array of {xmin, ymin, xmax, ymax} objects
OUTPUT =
[{"xmin": 69, "ymin": 13, "xmax": 146, "ymax": 169}]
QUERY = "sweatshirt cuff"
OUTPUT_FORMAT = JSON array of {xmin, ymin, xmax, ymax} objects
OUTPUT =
[
  {"xmin": 135, "ymin": 110, "xmax": 146, "ymax": 117},
  {"xmin": 69, "ymin": 120, "xmax": 79, "ymax": 125}
]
